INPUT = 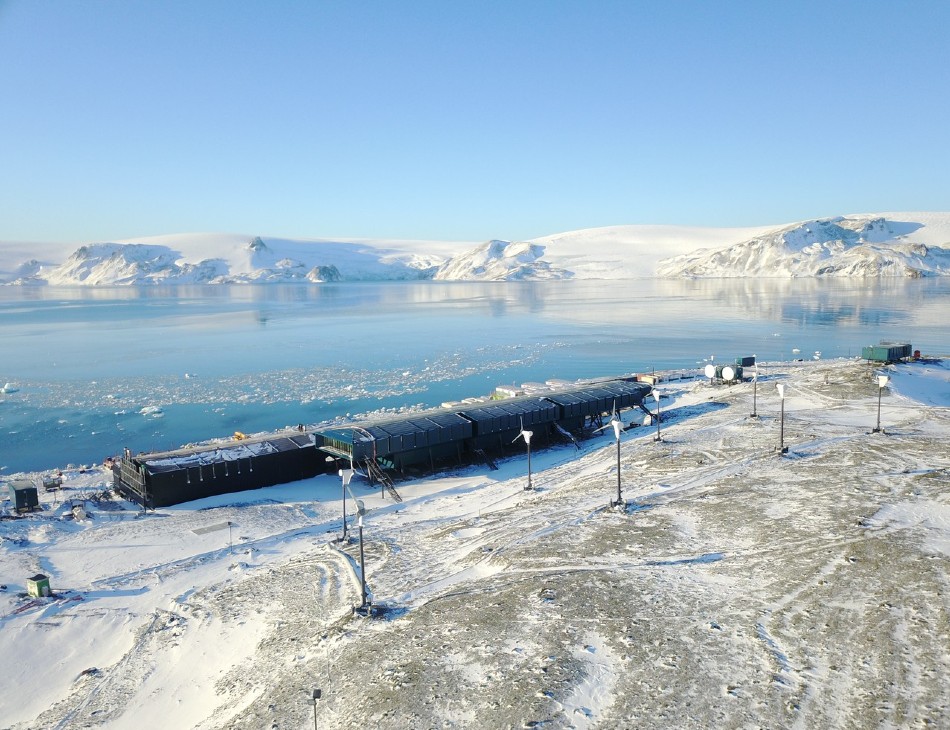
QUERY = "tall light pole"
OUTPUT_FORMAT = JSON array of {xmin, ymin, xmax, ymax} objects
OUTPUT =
[
  {"xmin": 873, "ymin": 374, "xmax": 889, "ymax": 433},
  {"xmin": 652, "ymin": 391, "xmax": 662, "ymax": 442},
  {"xmin": 776, "ymin": 383, "xmax": 788, "ymax": 454},
  {"xmin": 338, "ymin": 468, "xmax": 353, "ymax": 542},
  {"xmin": 751, "ymin": 360, "xmax": 759, "ymax": 418},
  {"xmin": 357, "ymin": 514, "xmax": 367, "ymax": 610}
]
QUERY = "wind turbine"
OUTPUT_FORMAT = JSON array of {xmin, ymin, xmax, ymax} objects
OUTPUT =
[
  {"xmin": 513, "ymin": 419, "xmax": 534, "ymax": 491},
  {"xmin": 596, "ymin": 403, "xmax": 625, "ymax": 509}
]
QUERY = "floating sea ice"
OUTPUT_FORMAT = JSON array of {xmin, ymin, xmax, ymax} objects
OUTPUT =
[
  {"xmin": 140, "ymin": 405, "xmax": 164, "ymax": 417},
  {"xmin": 1, "ymin": 382, "xmax": 18, "ymax": 393}
]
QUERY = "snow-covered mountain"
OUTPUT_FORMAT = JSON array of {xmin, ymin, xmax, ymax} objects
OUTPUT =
[
  {"xmin": 2, "ymin": 234, "xmax": 453, "ymax": 286},
  {"xmin": 656, "ymin": 214, "xmax": 950, "ymax": 278},
  {"xmin": 433, "ymin": 240, "xmax": 572, "ymax": 280},
  {"xmin": 2, "ymin": 213, "xmax": 949, "ymax": 284}
]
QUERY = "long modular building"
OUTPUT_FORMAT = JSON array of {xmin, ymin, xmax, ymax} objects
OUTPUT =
[
  {"xmin": 114, "ymin": 431, "xmax": 321, "ymax": 509},
  {"xmin": 113, "ymin": 378, "xmax": 653, "ymax": 508}
]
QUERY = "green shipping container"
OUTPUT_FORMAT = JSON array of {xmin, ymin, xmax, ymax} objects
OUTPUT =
[{"xmin": 861, "ymin": 343, "xmax": 912, "ymax": 363}]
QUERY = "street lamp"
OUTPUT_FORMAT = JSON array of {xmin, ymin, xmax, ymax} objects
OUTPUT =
[
  {"xmin": 873, "ymin": 374, "xmax": 889, "ymax": 433},
  {"xmin": 338, "ymin": 468, "xmax": 353, "ymax": 542},
  {"xmin": 776, "ymin": 383, "xmax": 788, "ymax": 454},
  {"xmin": 652, "ymin": 391, "xmax": 662, "ymax": 442},
  {"xmin": 306, "ymin": 688, "xmax": 321, "ymax": 730},
  {"xmin": 357, "ymin": 513, "xmax": 367, "ymax": 611},
  {"xmin": 513, "ymin": 422, "xmax": 533, "ymax": 490},
  {"xmin": 751, "ymin": 360, "xmax": 759, "ymax": 418}
]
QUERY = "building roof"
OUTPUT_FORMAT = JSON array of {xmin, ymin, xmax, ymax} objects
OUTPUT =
[{"xmin": 139, "ymin": 433, "xmax": 315, "ymax": 474}]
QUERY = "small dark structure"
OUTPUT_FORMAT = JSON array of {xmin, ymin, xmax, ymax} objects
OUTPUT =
[
  {"xmin": 862, "ymin": 341, "xmax": 912, "ymax": 363},
  {"xmin": 42, "ymin": 475, "xmax": 62, "ymax": 492},
  {"xmin": 27, "ymin": 574, "xmax": 50, "ymax": 598},
  {"xmin": 8, "ymin": 480, "xmax": 39, "ymax": 513},
  {"xmin": 113, "ymin": 432, "xmax": 322, "ymax": 509}
]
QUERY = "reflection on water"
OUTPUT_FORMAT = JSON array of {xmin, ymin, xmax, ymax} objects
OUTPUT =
[
  {"xmin": 1, "ymin": 278, "xmax": 947, "ymax": 473},
  {"xmin": 1, "ymin": 279, "xmax": 947, "ymax": 373}
]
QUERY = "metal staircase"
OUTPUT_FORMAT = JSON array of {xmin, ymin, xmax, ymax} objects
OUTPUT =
[
  {"xmin": 474, "ymin": 448, "xmax": 499, "ymax": 470},
  {"xmin": 554, "ymin": 423, "xmax": 580, "ymax": 450},
  {"xmin": 363, "ymin": 458, "xmax": 402, "ymax": 502}
]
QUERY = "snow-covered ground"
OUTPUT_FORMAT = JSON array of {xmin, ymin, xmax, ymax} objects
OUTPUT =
[
  {"xmin": 1, "ymin": 356, "xmax": 949, "ymax": 728},
  {"xmin": 3, "ymin": 212, "xmax": 949, "ymax": 284}
]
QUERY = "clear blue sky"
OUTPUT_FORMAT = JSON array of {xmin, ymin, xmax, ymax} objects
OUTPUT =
[{"xmin": 1, "ymin": 0, "xmax": 948, "ymax": 243}]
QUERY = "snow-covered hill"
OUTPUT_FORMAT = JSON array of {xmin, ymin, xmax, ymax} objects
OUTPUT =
[
  {"xmin": 0, "ymin": 234, "xmax": 458, "ymax": 286},
  {"xmin": 428, "ymin": 224, "xmax": 784, "ymax": 280},
  {"xmin": 2, "ymin": 213, "xmax": 949, "ymax": 284},
  {"xmin": 656, "ymin": 214, "xmax": 950, "ymax": 278},
  {"xmin": 433, "ymin": 240, "xmax": 573, "ymax": 280}
]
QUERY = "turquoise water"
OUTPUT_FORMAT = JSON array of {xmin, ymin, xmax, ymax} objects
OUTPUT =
[{"xmin": 2, "ymin": 278, "xmax": 947, "ymax": 473}]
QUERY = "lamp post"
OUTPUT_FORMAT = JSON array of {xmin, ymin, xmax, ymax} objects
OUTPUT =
[
  {"xmin": 873, "ymin": 374, "xmax": 889, "ymax": 433},
  {"xmin": 751, "ymin": 361, "xmax": 759, "ymax": 418},
  {"xmin": 652, "ymin": 391, "xmax": 662, "ymax": 442},
  {"xmin": 776, "ymin": 383, "xmax": 788, "ymax": 454},
  {"xmin": 357, "ymin": 514, "xmax": 367, "ymax": 611},
  {"xmin": 306, "ymin": 688, "xmax": 321, "ymax": 730},
  {"xmin": 338, "ymin": 468, "xmax": 353, "ymax": 542}
]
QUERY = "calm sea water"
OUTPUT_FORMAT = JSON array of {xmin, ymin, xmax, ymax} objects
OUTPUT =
[{"xmin": 2, "ymin": 278, "xmax": 947, "ymax": 474}]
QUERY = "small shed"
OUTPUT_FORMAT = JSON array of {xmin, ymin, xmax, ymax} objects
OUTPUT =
[
  {"xmin": 8, "ymin": 480, "xmax": 39, "ymax": 513},
  {"xmin": 862, "ymin": 342, "xmax": 912, "ymax": 363},
  {"xmin": 27, "ymin": 574, "xmax": 51, "ymax": 598},
  {"xmin": 42, "ymin": 475, "xmax": 63, "ymax": 492}
]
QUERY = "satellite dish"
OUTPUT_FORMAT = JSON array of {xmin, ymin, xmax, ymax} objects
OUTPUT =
[
  {"xmin": 722, "ymin": 365, "xmax": 735, "ymax": 381},
  {"xmin": 704, "ymin": 364, "xmax": 716, "ymax": 379}
]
